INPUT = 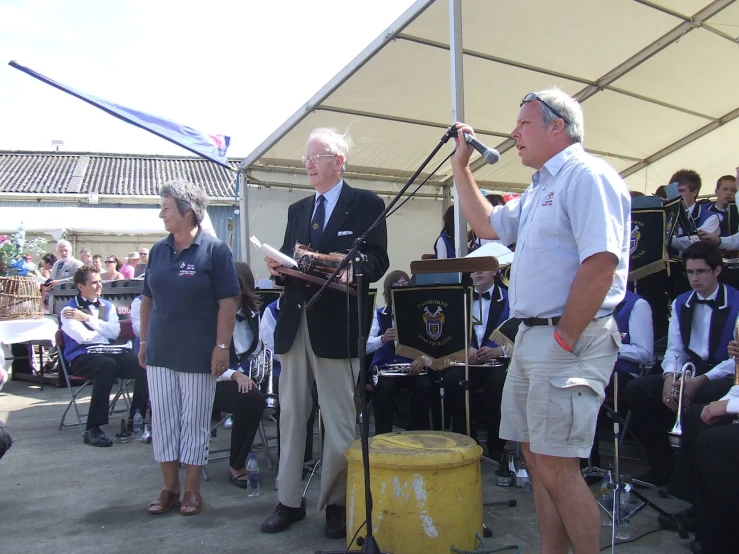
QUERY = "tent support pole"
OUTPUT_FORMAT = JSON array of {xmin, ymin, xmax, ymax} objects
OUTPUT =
[{"xmin": 449, "ymin": 0, "xmax": 468, "ymax": 258}]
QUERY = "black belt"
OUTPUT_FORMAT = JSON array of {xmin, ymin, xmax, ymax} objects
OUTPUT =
[
  {"xmin": 521, "ymin": 313, "xmax": 613, "ymax": 327},
  {"xmin": 521, "ymin": 316, "xmax": 561, "ymax": 327}
]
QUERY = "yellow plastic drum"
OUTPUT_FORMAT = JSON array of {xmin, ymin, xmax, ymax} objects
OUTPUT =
[{"xmin": 345, "ymin": 431, "xmax": 483, "ymax": 553}]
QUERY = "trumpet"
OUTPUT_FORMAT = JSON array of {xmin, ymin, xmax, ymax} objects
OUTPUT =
[
  {"xmin": 368, "ymin": 363, "xmax": 427, "ymax": 387},
  {"xmin": 667, "ymin": 360, "xmax": 696, "ymax": 450},
  {"xmin": 249, "ymin": 346, "xmax": 277, "ymax": 415}
]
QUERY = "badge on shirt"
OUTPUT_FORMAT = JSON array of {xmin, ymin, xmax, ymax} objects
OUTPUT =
[
  {"xmin": 179, "ymin": 264, "xmax": 196, "ymax": 277},
  {"xmin": 542, "ymin": 191, "xmax": 554, "ymax": 207}
]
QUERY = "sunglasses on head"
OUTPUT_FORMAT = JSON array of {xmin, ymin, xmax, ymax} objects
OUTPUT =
[{"xmin": 520, "ymin": 93, "xmax": 571, "ymax": 126}]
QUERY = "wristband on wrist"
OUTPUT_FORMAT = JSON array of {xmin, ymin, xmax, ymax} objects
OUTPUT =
[
  {"xmin": 140, "ymin": 341, "xmax": 147, "ymax": 345},
  {"xmin": 553, "ymin": 329, "xmax": 572, "ymax": 352}
]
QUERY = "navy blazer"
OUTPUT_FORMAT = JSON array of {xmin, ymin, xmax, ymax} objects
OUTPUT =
[{"xmin": 274, "ymin": 181, "xmax": 389, "ymax": 358}]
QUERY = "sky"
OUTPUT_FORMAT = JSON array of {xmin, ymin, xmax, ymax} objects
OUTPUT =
[{"xmin": 0, "ymin": 0, "xmax": 417, "ymax": 159}]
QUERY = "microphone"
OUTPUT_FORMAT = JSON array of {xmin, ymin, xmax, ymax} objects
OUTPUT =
[
  {"xmin": 463, "ymin": 133, "xmax": 500, "ymax": 164},
  {"xmin": 448, "ymin": 126, "xmax": 500, "ymax": 164}
]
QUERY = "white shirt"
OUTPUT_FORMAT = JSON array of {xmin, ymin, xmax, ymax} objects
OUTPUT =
[
  {"xmin": 671, "ymin": 204, "xmax": 720, "ymax": 253},
  {"xmin": 720, "ymin": 385, "xmax": 739, "ymax": 415},
  {"xmin": 312, "ymin": 180, "xmax": 343, "ymax": 230},
  {"xmin": 473, "ymin": 285, "xmax": 495, "ymax": 347},
  {"xmin": 367, "ymin": 307, "xmax": 387, "ymax": 355},
  {"xmin": 218, "ymin": 308, "xmax": 258, "ymax": 382},
  {"xmin": 719, "ymin": 231, "xmax": 739, "ymax": 251},
  {"xmin": 259, "ymin": 304, "xmax": 280, "ymax": 364},
  {"xmin": 490, "ymin": 143, "xmax": 631, "ymax": 318},
  {"xmin": 619, "ymin": 298, "xmax": 654, "ymax": 369},
  {"xmin": 60, "ymin": 298, "xmax": 120, "ymax": 345},
  {"xmin": 661, "ymin": 286, "xmax": 735, "ymax": 380},
  {"xmin": 130, "ymin": 297, "xmax": 141, "ymax": 337},
  {"xmin": 434, "ymin": 235, "xmax": 452, "ymax": 259}
]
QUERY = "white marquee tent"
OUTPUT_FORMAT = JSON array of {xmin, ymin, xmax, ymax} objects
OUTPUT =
[{"xmin": 238, "ymin": 0, "xmax": 739, "ymax": 263}]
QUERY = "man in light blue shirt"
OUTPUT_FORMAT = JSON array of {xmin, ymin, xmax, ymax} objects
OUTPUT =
[{"xmin": 451, "ymin": 89, "xmax": 631, "ymax": 554}]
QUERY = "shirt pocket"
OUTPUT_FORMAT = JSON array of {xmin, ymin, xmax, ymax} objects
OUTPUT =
[{"xmin": 526, "ymin": 203, "xmax": 561, "ymax": 251}]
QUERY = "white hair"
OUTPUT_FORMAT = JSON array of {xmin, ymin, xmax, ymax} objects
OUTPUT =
[
  {"xmin": 534, "ymin": 88, "xmax": 584, "ymax": 143},
  {"xmin": 308, "ymin": 127, "xmax": 353, "ymax": 172},
  {"xmin": 56, "ymin": 239, "xmax": 71, "ymax": 252}
]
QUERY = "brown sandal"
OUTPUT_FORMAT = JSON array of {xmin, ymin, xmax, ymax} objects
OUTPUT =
[
  {"xmin": 180, "ymin": 490, "xmax": 203, "ymax": 515},
  {"xmin": 148, "ymin": 488, "xmax": 180, "ymax": 514}
]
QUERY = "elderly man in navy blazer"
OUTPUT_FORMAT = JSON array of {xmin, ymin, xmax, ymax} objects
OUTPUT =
[{"xmin": 262, "ymin": 127, "xmax": 389, "ymax": 539}]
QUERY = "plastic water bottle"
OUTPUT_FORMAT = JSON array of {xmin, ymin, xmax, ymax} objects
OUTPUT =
[
  {"xmin": 133, "ymin": 409, "xmax": 144, "ymax": 440},
  {"xmin": 616, "ymin": 484, "xmax": 631, "ymax": 540},
  {"xmin": 246, "ymin": 453, "xmax": 260, "ymax": 497}
]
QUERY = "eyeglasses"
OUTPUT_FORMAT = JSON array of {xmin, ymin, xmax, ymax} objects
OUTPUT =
[
  {"xmin": 684, "ymin": 268, "xmax": 715, "ymax": 277},
  {"xmin": 392, "ymin": 280, "xmax": 410, "ymax": 287},
  {"xmin": 520, "ymin": 93, "xmax": 571, "ymax": 126},
  {"xmin": 105, "ymin": 260, "xmax": 116, "ymax": 264},
  {"xmin": 301, "ymin": 153, "xmax": 337, "ymax": 166}
]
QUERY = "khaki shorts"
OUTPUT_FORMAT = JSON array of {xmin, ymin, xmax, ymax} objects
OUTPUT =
[{"xmin": 499, "ymin": 317, "xmax": 620, "ymax": 458}]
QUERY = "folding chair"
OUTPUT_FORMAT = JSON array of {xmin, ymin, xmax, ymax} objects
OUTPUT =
[
  {"xmin": 56, "ymin": 330, "xmax": 92, "ymax": 436},
  {"xmin": 56, "ymin": 329, "xmax": 134, "ymax": 436}
]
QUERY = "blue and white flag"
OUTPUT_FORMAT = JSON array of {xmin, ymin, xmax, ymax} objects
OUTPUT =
[{"xmin": 9, "ymin": 60, "xmax": 232, "ymax": 169}]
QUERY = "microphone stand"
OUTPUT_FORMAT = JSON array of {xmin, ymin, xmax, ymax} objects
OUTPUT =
[{"xmin": 308, "ymin": 129, "xmax": 457, "ymax": 554}]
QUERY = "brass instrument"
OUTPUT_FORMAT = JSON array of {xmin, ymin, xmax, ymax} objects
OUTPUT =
[
  {"xmin": 293, "ymin": 242, "xmax": 352, "ymax": 283},
  {"xmin": 499, "ymin": 265, "xmax": 511, "ymax": 287},
  {"xmin": 369, "ymin": 363, "xmax": 427, "ymax": 387},
  {"xmin": 667, "ymin": 360, "xmax": 696, "ymax": 450},
  {"xmin": 249, "ymin": 346, "xmax": 277, "ymax": 415}
]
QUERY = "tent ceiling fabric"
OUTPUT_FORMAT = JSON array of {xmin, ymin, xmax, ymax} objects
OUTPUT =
[{"xmin": 242, "ymin": 0, "xmax": 739, "ymax": 194}]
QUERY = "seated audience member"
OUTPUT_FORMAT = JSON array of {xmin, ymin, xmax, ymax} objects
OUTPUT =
[
  {"xmin": 40, "ymin": 253, "xmax": 56, "ymax": 280},
  {"xmin": 91, "ymin": 254, "xmax": 104, "ymax": 273},
  {"xmin": 444, "ymin": 269, "xmax": 509, "ymax": 460},
  {"xmin": 134, "ymin": 248, "xmax": 149, "ymax": 278},
  {"xmin": 588, "ymin": 289, "xmax": 654, "ymax": 468},
  {"xmin": 78, "ymin": 248, "xmax": 92, "ymax": 266},
  {"xmin": 366, "ymin": 271, "xmax": 430, "ymax": 435},
  {"xmin": 212, "ymin": 262, "xmax": 266, "ymax": 487},
  {"xmin": 120, "ymin": 252, "xmax": 139, "ymax": 279},
  {"xmin": 260, "ymin": 298, "xmax": 317, "ymax": 463},
  {"xmin": 625, "ymin": 242, "xmax": 737, "ymax": 485},
  {"xmin": 60, "ymin": 266, "xmax": 149, "ymax": 447},
  {"xmin": 700, "ymin": 170, "xmax": 739, "ymax": 252},
  {"xmin": 46, "ymin": 240, "xmax": 83, "ymax": 290},
  {"xmin": 100, "ymin": 255, "xmax": 124, "ymax": 281}
]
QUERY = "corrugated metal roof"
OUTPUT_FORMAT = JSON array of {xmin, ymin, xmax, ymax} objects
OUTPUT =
[{"xmin": 0, "ymin": 151, "xmax": 239, "ymax": 198}]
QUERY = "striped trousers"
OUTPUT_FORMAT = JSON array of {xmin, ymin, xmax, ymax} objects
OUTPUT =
[{"xmin": 147, "ymin": 366, "xmax": 216, "ymax": 466}]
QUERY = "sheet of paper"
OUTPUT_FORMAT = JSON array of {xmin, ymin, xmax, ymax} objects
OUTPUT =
[{"xmin": 249, "ymin": 236, "xmax": 297, "ymax": 268}]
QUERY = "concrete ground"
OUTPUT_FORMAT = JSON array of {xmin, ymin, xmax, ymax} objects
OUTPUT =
[{"xmin": 0, "ymin": 378, "xmax": 695, "ymax": 554}]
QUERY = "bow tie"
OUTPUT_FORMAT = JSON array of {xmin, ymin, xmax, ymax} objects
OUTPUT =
[
  {"xmin": 695, "ymin": 298, "xmax": 717, "ymax": 309},
  {"xmin": 473, "ymin": 291, "xmax": 491, "ymax": 301},
  {"xmin": 80, "ymin": 297, "xmax": 100, "ymax": 309}
]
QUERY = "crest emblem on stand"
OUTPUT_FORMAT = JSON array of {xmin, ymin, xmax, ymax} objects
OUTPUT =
[{"xmin": 422, "ymin": 305, "xmax": 445, "ymax": 340}]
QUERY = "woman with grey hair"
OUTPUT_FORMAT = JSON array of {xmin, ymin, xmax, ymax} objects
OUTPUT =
[
  {"xmin": 45, "ymin": 239, "xmax": 83, "ymax": 290},
  {"xmin": 138, "ymin": 179, "xmax": 241, "ymax": 516}
]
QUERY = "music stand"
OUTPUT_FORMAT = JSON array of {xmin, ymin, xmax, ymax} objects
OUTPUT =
[{"xmin": 410, "ymin": 257, "xmax": 498, "ymax": 437}]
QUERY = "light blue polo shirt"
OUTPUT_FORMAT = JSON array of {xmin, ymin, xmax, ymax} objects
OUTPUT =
[
  {"xmin": 142, "ymin": 227, "xmax": 240, "ymax": 373},
  {"xmin": 490, "ymin": 143, "xmax": 631, "ymax": 319}
]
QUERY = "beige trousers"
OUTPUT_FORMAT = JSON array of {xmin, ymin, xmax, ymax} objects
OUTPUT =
[{"xmin": 277, "ymin": 310, "xmax": 358, "ymax": 509}]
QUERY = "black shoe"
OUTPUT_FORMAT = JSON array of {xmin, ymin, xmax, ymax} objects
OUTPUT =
[
  {"xmin": 84, "ymin": 426, "xmax": 113, "ymax": 447},
  {"xmin": 690, "ymin": 540, "xmax": 703, "ymax": 554},
  {"xmin": 261, "ymin": 500, "xmax": 306, "ymax": 533},
  {"xmin": 657, "ymin": 508, "xmax": 696, "ymax": 533},
  {"xmin": 325, "ymin": 504, "xmax": 346, "ymax": 539}
]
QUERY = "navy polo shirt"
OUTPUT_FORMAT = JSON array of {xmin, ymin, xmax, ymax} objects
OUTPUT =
[{"xmin": 142, "ymin": 227, "xmax": 240, "ymax": 373}]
